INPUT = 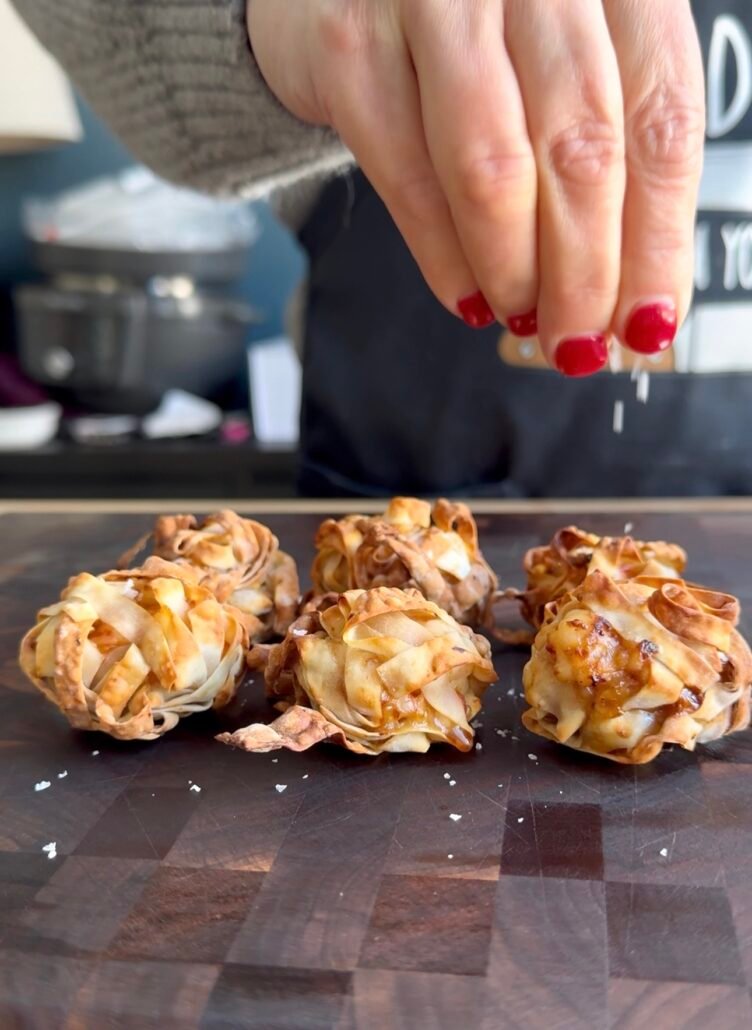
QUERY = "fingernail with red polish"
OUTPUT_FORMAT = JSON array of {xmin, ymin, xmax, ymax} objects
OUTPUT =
[
  {"xmin": 554, "ymin": 334, "xmax": 608, "ymax": 378},
  {"xmin": 508, "ymin": 309, "xmax": 538, "ymax": 337},
  {"xmin": 457, "ymin": 291, "xmax": 496, "ymax": 329},
  {"xmin": 624, "ymin": 301, "xmax": 677, "ymax": 354}
]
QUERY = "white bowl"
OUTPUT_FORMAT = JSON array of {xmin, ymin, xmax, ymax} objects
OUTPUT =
[{"xmin": 0, "ymin": 402, "xmax": 62, "ymax": 451}]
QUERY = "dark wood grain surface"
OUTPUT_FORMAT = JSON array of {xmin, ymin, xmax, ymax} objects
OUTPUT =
[{"xmin": 1, "ymin": 508, "xmax": 752, "ymax": 1030}]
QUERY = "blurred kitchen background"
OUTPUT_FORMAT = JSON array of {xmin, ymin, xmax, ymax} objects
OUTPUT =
[{"xmin": 0, "ymin": 2, "xmax": 303, "ymax": 499}]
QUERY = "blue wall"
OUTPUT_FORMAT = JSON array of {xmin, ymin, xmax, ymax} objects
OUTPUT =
[{"xmin": 0, "ymin": 96, "xmax": 305, "ymax": 339}]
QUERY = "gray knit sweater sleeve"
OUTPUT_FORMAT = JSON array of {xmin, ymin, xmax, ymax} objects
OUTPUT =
[{"xmin": 11, "ymin": 0, "xmax": 352, "ymax": 206}]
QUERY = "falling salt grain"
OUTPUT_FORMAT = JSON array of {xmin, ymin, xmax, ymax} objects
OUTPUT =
[
  {"xmin": 443, "ymin": 773, "xmax": 451, "ymax": 780},
  {"xmin": 624, "ymin": 522, "xmax": 634, "ymax": 534},
  {"xmin": 528, "ymin": 754, "xmax": 538, "ymax": 762},
  {"xmin": 91, "ymin": 750, "xmax": 100, "ymax": 757},
  {"xmin": 190, "ymin": 784, "xmax": 201, "ymax": 793},
  {"xmin": 302, "ymin": 774, "xmax": 309, "ymax": 780},
  {"xmin": 449, "ymin": 813, "xmax": 462, "ymax": 822},
  {"xmin": 636, "ymin": 370, "xmax": 651, "ymax": 404},
  {"xmin": 42, "ymin": 842, "xmax": 57, "ymax": 860},
  {"xmin": 449, "ymin": 780, "xmax": 456, "ymax": 787},
  {"xmin": 448, "ymin": 854, "xmax": 454, "ymax": 860},
  {"xmin": 608, "ymin": 345, "xmax": 624, "ymax": 374},
  {"xmin": 57, "ymin": 771, "xmax": 68, "ymax": 780},
  {"xmin": 34, "ymin": 781, "xmax": 51, "ymax": 792},
  {"xmin": 275, "ymin": 784, "xmax": 287, "ymax": 793},
  {"xmin": 475, "ymin": 742, "xmax": 483, "ymax": 751},
  {"xmin": 272, "ymin": 758, "xmax": 278, "ymax": 763},
  {"xmin": 517, "ymin": 817, "xmax": 525, "ymax": 824},
  {"xmin": 506, "ymin": 688, "xmax": 515, "ymax": 697},
  {"xmin": 659, "ymin": 847, "xmax": 668, "ymax": 858},
  {"xmin": 612, "ymin": 400, "xmax": 625, "ymax": 435}
]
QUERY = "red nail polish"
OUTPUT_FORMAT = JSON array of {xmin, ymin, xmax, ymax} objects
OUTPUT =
[
  {"xmin": 624, "ymin": 302, "xmax": 677, "ymax": 354},
  {"xmin": 554, "ymin": 334, "xmax": 608, "ymax": 378},
  {"xmin": 457, "ymin": 291, "xmax": 495, "ymax": 329},
  {"xmin": 508, "ymin": 309, "xmax": 538, "ymax": 337}
]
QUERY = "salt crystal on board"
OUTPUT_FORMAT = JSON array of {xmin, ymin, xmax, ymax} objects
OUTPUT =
[
  {"xmin": 517, "ymin": 817, "xmax": 525, "ymax": 824},
  {"xmin": 449, "ymin": 813, "xmax": 462, "ymax": 822},
  {"xmin": 34, "ymin": 781, "xmax": 51, "ymax": 792},
  {"xmin": 190, "ymin": 784, "xmax": 201, "ymax": 793},
  {"xmin": 449, "ymin": 780, "xmax": 456, "ymax": 787},
  {"xmin": 91, "ymin": 750, "xmax": 100, "ymax": 757},
  {"xmin": 42, "ymin": 842, "xmax": 57, "ymax": 860},
  {"xmin": 275, "ymin": 784, "xmax": 287, "ymax": 793},
  {"xmin": 475, "ymin": 742, "xmax": 482, "ymax": 751},
  {"xmin": 443, "ymin": 773, "xmax": 451, "ymax": 780},
  {"xmin": 659, "ymin": 847, "xmax": 668, "ymax": 858},
  {"xmin": 57, "ymin": 771, "xmax": 68, "ymax": 780}
]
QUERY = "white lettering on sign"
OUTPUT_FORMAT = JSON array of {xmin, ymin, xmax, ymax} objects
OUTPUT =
[
  {"xmin": 707, "ymin": 15, "xmax": 752, "ymax": 139},
  {"xmin": 720, "ymin": 221, "xmax": 752, "ymax": 290}
]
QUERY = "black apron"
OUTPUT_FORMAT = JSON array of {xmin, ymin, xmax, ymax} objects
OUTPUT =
[{"xmin": 298, "ymin": 1, "xmax": 752, "ymax": 498}]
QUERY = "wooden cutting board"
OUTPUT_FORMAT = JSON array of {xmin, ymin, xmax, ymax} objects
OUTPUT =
[{"xmin": 1, "ymin": 506, "xmax": 751, "ymax": 1029}]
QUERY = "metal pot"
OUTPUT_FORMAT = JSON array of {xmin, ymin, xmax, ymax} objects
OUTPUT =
[{"xmin": 15, "ymin": 280, "xmax": 257, "ymax": 414}]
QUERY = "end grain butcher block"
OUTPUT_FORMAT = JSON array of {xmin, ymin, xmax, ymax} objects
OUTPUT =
[{"xmin": 1, "ymin": 505, "xmax": 751, "ymax": 1029}]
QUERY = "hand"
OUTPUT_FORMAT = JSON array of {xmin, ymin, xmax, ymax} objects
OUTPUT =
[{"xmin": 248, "ymin": 0, "xmax": 705, "ymax": 376}]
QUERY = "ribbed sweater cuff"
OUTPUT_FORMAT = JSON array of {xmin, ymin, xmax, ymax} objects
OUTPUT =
[{"xmin": 11, "ymin": 0, "xmax": 353, "ymax": 199}]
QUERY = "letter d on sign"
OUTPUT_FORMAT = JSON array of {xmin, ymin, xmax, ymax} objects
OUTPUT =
[{"xmin": 707, "ymin": 15, "xmax": 752, "ymax": 139}]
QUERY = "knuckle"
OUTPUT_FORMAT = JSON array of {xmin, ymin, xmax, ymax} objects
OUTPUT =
[
  {"xmin": 315, "ymin": 2, "xmax": 368, "ymax": 59},
  {"xmin": 453, "ymin": 150, "xmax": 536, "ymax": 213},
  {"xmin": 548, "ymin": 120, "xmax": 625, "ymax": 188},
  {"xmin": 549, "ymin": 274, "xmax": 616, "ymax": 313},
  {"xmin": 388, "ymin": 170, "xmax": 447, "ymax": 229},
  {"xmin": 629, "ymin": 85, "xmax": 706, "ymax": 179}
]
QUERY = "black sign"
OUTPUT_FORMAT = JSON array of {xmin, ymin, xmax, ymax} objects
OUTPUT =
[
  {"xmin": 695, "ymin": 210, "xmax": 752, "ymax": 302},
  {"xmin": 694, "ymin": 1, "xmax": 752, "ymax": 142}
]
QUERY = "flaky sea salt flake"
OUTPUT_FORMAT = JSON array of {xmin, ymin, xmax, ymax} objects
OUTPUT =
[
  {"xmin": 34, "ymin": 780, "xmax": 51, "ymax": 792},
  {"xmin": 449, "ymin": 813, "xmax": 462, "ymax": 822},
  {"xmin": 613, "ymin": 400, "xmax": 625, "ymax": 434},
  {"xmin": 275, "ymin": 784, "xmax": 287, "ymax": 793}
]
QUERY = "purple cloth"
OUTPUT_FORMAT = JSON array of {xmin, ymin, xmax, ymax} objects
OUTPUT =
[{"xmin": 0, "ymin": 355, "xmax": 48, "ymax": 407}]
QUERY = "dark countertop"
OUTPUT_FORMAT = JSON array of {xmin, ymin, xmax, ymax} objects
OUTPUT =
[{"xmin": 1, "ymin": 504, "xmax": 751, "ymax": 1029}]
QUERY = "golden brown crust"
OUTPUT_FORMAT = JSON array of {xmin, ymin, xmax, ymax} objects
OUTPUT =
[
  {"xmin": 217, "ymin": 586, "xmax": 497, "ymax": 756},
  {"xmin": 120, "ymin": 510, "xmax": 300, "ymax": 641},
  {"xmin": 515, "ymin": 526, "xmax": 687, "ymax": 630},
  {"xmin": 522, "ymin": 569, "xmax": 752, "ymax": 764},
  {"xmin": 19, "ymin": 559, "xmax": 249, "ymax": 740},
  {"xmin": 310, "ymin": 497, "xmax": 497, "ymax": 627}
]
